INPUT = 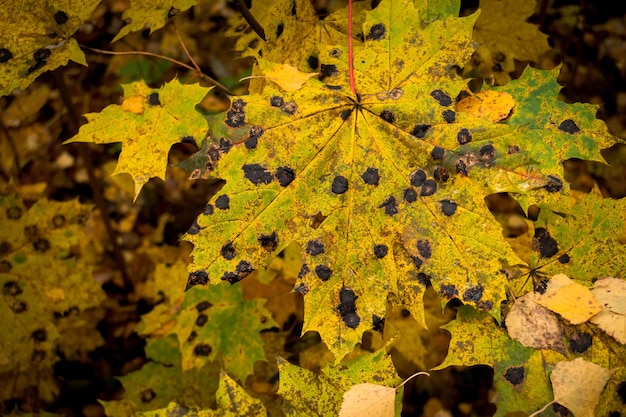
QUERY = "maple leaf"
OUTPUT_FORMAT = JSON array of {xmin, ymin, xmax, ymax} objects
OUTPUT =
[
  {"xmin": 112, "ymin": 0, "xmax": 197, "ymax": 42},
  {"xmin": 0, "ymin": 0, "xmax": 101, "ymax": 96},
  {"xmin": 66, "ymin": 79, "xmax": 210, "ymax": 200}
]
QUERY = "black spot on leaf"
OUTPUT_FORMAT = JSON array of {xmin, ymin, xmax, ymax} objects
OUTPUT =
[
  {"xmin": 319, "ymin": 64, "xmax": 338, "ymax": 80},
  {"xmin": 417, "ymin": 239, "xmax": 432, "ymax": 259},
  {"xmin": 298, "ymin": 263, "xmax": 310, "ymax": 278},
  {"xmin": 196, "ymin": 301, "xmax": 212, "ymax": 312},
  {"xmin": 236, "ymin": 261, "xmax": 254, "ymax": 278},
  {"xmin": 544, "ymin": 175, "xmax": 563, "ymax": 193},
  {"xmin": 558, "ymin": 254, "xmax": 570, "ymax": 264},
  {"xmin": 221, "ymin": 242, "xmax": 236, "ymax": 260},
  {"xmin": 361, "ymin": 167, "xmax": 379, "ymax": 185},
  {"xmin": 379, "ymin": 196, "xmax": 398, "ymax": 215},
  {"xmin": 276, "ymin": 22, "xmax": 284, "ymax": 38},
  {"xmin": 440, "ymin": 284, "xmax": 458, "ymax": 298},
  {"xmin": 455, "ymin": 90, "xmax": 471, "ymax": 102},
  {"xmin": 341, "ymin": 109, "xmax": 353, "ymax": 120},
  {"xmin": 193, "ymin": 343, "xmax": 211, "ymax": 356},
  {"xmin": 315, "ymin": 265, "xmax": 332, "ymax": 281},
  {"xmin": 440, "ymin": 199, "xmax": 457, "ymax": 216},
  {"xmin": 226, "ymin": 99, "xmax": 246, "ymax": 127},
  {"xmin": 569, "ymin": 331, "xmax": 592, "ymax": 353},
  {"xmin": 503, "ymin": 366, "xmax": 525, "ymax": 385},
  {"xmin": 180, "ymin": 134, "xmax": 196, "ymax": 145},
  {"xmin": 282, "ymin": 101, "xmax": 297, "ymax": 115},
  {"xmin": 342, "ymin": 312, "xmax": 360, "ymax": 328},
  {"xmin": 463, "ymin": 286, "xmax": 483, "ymax": 302},
  {"xmin": 477, "ymin": 300, "xmax": 493, "ymax": 310},
  {"xmin": 331, "ymin": 176, "xmax": 349, "ymax": 194},
  {"xmin": 33, "ymin": 238, "xmax": 50, "ymax": 252},
  {"xmin": 168, "ymin": 7, "xmax": 179, "ymax": 18},
  {"xmin": 148, "ymin": 93, "xmax": 161, "ymax": 106},
  {"xmin": 558, "ymin": 119, "xmax": 580, "ymax": 134},
  {"xmin": 31, "ymin": 329, "xmax": 47, "ymax": 342},
  {"xmin": 12, "ymin": 300, "xmax": 27, "ymax": 313},
  {"xmin": 270, "ymin": 96, "xmax": 284, "ymax": 107},
  {"xmin": 433, "ymin": 167, "xmax": 449, "ymax": 182},
  {"xmin": 195, "ymin": 314, "xmax": 208, "ymax": 327},
  {"xmin": 508, "ymin": 145, "xmax": 520, "ymax": 154},
  {"xmin": 4, "ymin": 280, "xmax": 22, "ymax": 296},
  {"xmin": 430, "ymin": 90, "xmax": 452, "ymax": 106},
  {"xmin": 420, "ymin": 180, "xmax": 437, "ymax": 196},
  {"xmin": 479, "ymin": 144, "xmax": 496, "ymax": 160},
  {"xmin": 457, "ymin": 128, "xmax": 472, "ymax": 144},
  {"xmin": 32, "ymin": 350, "xmax": 45, "ymax": 362},
  {"xmin": 455, "ymin": 159, "xmax": 469, "ymax": 175},
  {"xmin": 366, "ymin": 23, "xmax": 386, "ymax": 40},
  {"xmin": 306, "ymin": 239, "xmax": 325, "ymax": 256},
  {"xmin": 380, "ymin": 110, "xmax": 395, "ymax": 123},
  {"xmin": 275, "ymin": 166, "xmax": 295, "ymax": 186},
  {"xmin": 325, "ymin": 85, "xmax": 342, "ymax": 90},
  {"xmin": 411, "ymin": 124, "xmax": 431, "ymax": 138},
  {"xmin": 339, "ymin": 287, "xmax": 357, "ymax": 305},
  {"xmin": 403, "ymin": 188, "xmax": 417, "ymax": 203},
  {"xmin": 416, "ymin": 273, "xmax": 430, "ymax": 286},
  {"xmin": 329, "ymin": 48, "xmax": 342, "ymax": 58},
  {"xmin": 431, "ymin": 147, "xmax": 445, "ymax": 160},
  {"xmin": 294, "ymin": 283, "xmax": 309, "ymax": 294},
  {"xmin": 443, "ymin": 110, "xmax": 456, "ymax": 123},
  {"xmin": 372, "ymin": 315, "xmax": 385, "ymax": 333},
  {"xmin": 0, "ymin": 48, "xmax": 13, "ymax": 63},
  {"xmin": 54, "ymin": 10, "xmax": 69, "ymax": 24},
  {"xmin": 0, "ymin": 241, "xmax": 11, "ymax": 256},
  {"xmin": 52, "ymin": 214, "xmax": 65, "ymax": 228},
  {"xmin": 410, "ymin": 169, "xmax": 426, "ymax": 187},
  {"xmin": 6, "ymin": 206, "xmax": 22, "ymax": 219},
  {"xmin": 243, "ymin": 164, "xmax": 273, "ymax": 184},
  {"xmin": 412, "ymin": 256, "xmax": 423, "ymax": 269},
  {"xmin": 532, "ymin": 228, "xmax": 558, "ymax": 258},
  {"xmin": 186, "ymin": 270, "xmax": 208, "ymax": 290},
  {"xmin": 219, "ymin": 138, "xmax": 232, "ymax": 153},
  {"xmin": 215, "ymin": 194, "xmax": 230, "ymax": 209},
  {"xmin": 259, "ymin": 232, "xmax": 279, "ymax": 250},
  {"xmin": 0, "ymin": 260, "xmax": 11, "ymax": 273},
  {"xmin": 373, "ymin": 244, "xmax": 388, "ymax": 258},
  {"xmin": 203, "ymin": 204, "xmax": 214, "ymax": 215},
  {"xmin": 246, "ymin": 126, "xmax": 264, "ymax": 149},
  {"xmin": 141, "ymin": 389, "xmax": 156, "ymax": 403},
  {"xmin": 307, "ymin": 55, "xmax": 319, "ymax": 69},
  {"xmin": 25, "ymin": 224, "xmax": 39, "ymax": 240},
  {"xmin": 616, "ymin": 381, "xmax": 626, "ymax": 404}
]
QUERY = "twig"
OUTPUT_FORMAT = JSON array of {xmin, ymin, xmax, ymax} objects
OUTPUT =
[
  {"xmin": 174, "ymin": 26, "xmax": 202, "ymax": 73},
  {"xmin": 81, "ymin": 45, "xmax": 234, "ymax": 95},
  {"xmin": 235, "ymin": 0, "xmax": 266, "ymax": 41},
  {"xmin": 53, "ymin": 71, "xmax": 134, "ymax": 293}
]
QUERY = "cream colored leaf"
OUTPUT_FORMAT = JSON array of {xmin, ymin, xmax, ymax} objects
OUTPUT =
[
  {"xmin": 535, "ymin": 274, "xmax": 603, "ymax": 325},
  {"xmin": 590, "ymin": 277, "xmax": 626, "ymax": 343},
  {"xmin": 339, "ymin": 383, "xmax": 396, "ymax": 417},
  {"xmin": 506, "ymin": 292, "xmax": 565, "ymax": 353},
  {"xmin": 244, "ymin": 58, "xmax": 318, "ymax": 92},
  {"xmin": 550, "ymin": 358, "xmax": 612, "ymax": 417}
]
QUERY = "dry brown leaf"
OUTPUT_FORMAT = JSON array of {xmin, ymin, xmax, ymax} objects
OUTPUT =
[
  {"xmin": 590, "ymin": 277, "xmax": 626, "ymax": 343},
  {"xmin": 536, "ymin": 274, "xmax": 603, "ymax": 325},
  {"xmin": 550, "ymin": 358, "xmax": 613, "ymax": 417},
  {"xmin": 506, "ymin": 292, "xmax": 565, "ymax": 354}
]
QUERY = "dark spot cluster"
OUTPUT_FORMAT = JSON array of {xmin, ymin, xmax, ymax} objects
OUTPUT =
[
  {"xmin": 246, "ymin": 126, "xmax": 265, "ymax": 149},
  {"xmin": 462, "ymin": 285, "xmax": 483, "ymax": 302},
  {"xmin": 411, "ymin": 124, "xmax": 431, "ymax": 139},
  {"xmin": 294, "ymin": 282, "xmax": 309, "ymax": 294},
  {"xmin": 544, "ymin": 175, "xmax": 563, "ymax": 193},
  {"xmin": 503, "ymin": 366, "xmax": 525, "ymax": 386},
  {"xmin": 242, "ymin": 164, "xmax": 295, "ymax": 187},
  {"xmin": 366, "ymin": 23, "xmax": 386, "ymax": 41},
  {"xmin": 186, "ymin": 270, "xmax": 208, "ymax": 290},
  {"xmin": 148, "ymin": 93, "xmax": 161, "ymax": 106},
  {"xmin": 439, "ymin": 284, "xmax": 458, "ymax": 298},
  {"xmin": 532, "ymin": 227, "xmax": 558, "ymax": 258},
  {"xmin": 221, "ymin": 260, "xmax": 254, "ymax": 284},
  {"xmin": 297, "ymin": 263, "xmax": 309, "ymax": 278},
  {"xmin": 558, "ymin": 119, "xmax": 580, "ymax": 134},
  {"xmin": 412, "ymin": 239, "xmax": 432, "ymax": 269},
  {"xmin": 373, "ymin": 244, "xmax": 388, "ymax": 258},
  {"xmin": 337, "ymin": 286, "xmax": 360, "ymax": 328},
  {"xmin": 409, "ymin": 169, "xmax": 438, "ymax": 197},
  {"xmin": 430, "ymin": 90, "xmax": 452, "ymax": 106},
  {"xmin": 0, "ymin": 48, "xmax": 13, "ymax": 63},
  {"xmin": 258, "ymin": 232, "xmax": 279, "ymax": 251},
  {"xmin": 28, "ymin": 48, "xmax": 52, "ymax": 74},
  {"xmin": 226, "ymin": 99, "xmax": 246, "ymax": 127}
]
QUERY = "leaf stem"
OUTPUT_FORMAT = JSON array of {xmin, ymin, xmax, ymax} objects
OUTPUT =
[
  {"xmin": 80, "ymin": 46, "xmax": 234, "ymax": 95},
  {"xmin": 348, "ymin": 0, "xmax": 356, "ymax": 96},
  {"xmin": 235, "ymin": 0, "xmax": 266, "ymax": 41},
  {"xmin": 396, "ymin": 371, "xmax": 430, "ymax": 389}
]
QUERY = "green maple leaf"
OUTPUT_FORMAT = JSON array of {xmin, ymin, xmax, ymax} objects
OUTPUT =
[
  {"xmin": 0, "ymin": 0, "xmax": 101, "ymax": 96},
  {"xmin": 277, "ymin": 349, "xmax": 401, "ymax": 416},
  {"xmin": 66, "ymin": 79, "xmax": 210, "ymax": 200},
  {"xmin": 112, "ymin": 0, "xmax": 197, "ymax": 42},
  {"xmin": 182, "ymin": 0, "xmax": 623, "ymax": 359},
  {"xmin": 435, "ymin": 305, "xmax": 560, "ymax": 416}
]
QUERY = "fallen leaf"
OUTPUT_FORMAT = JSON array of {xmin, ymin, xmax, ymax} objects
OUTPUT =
[
  {"xmin": 506, "ymin": 292, "xmax": 565, "ymax": 354},
  {"xmin": 339, "ymin": 383, "xmax": 396, "ymax": 417},
  {"xmin": 590, "ymin": 277, "xmax": 626, "ymax": 343},
  {"xmin": 550, "ymin": 358, "xmax": 612, "ymax": 417},
  {"xmin": 535, "ymin": 274, "xmax": 602, "ymax": 325},
  {"xmin": 246, "ymin": 58, "xmax": 318, "ymax": 92}
]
